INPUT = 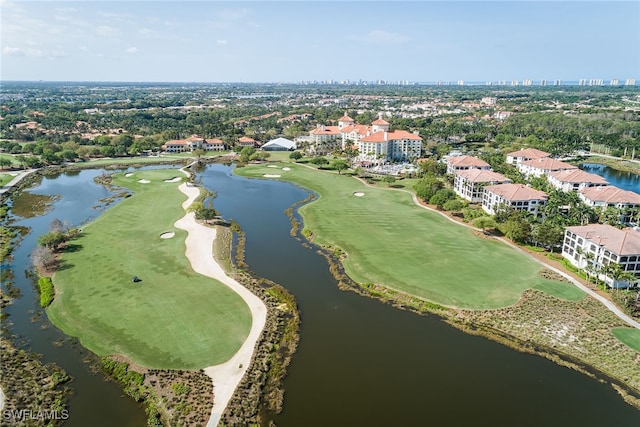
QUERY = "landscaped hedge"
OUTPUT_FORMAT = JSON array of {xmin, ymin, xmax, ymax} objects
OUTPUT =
[{"xmin": 38, "ymin": 276, "xmax": 54, "ymax": 307}]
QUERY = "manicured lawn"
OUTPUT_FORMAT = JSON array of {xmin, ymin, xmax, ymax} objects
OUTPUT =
[
  {"xmin": 611, "ymin": 327, "xmax": 640, "ymax": 352},
  {"xmin": 0, "ymin": 173, "xmax": 14, "ymax": 187},
  {"xmin": 0, "ymin": 153, "xmax": 21, "ymax": 167},
  {"xmin": 236, "ymin": 163, "xmax": 585, "ymax": 309},
  {"xmin": 74, "ymin": 156, "xmax": 177, "ymax": 167},
  {"xmin": 49, "ymin": 169, "xmax": 251, "ymax": 369}
]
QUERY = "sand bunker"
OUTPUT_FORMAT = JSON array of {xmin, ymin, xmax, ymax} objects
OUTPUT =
[
  {"xmin": 282, "ymin": 167, "xmax": 291, "ymax": 171},
  {"xmin": 267, "ymin": 165, "xmax": 278, "ymax": 168},
  {"xmin": 138, "ymin": 179, "xmax": 150, "ymax": 184},
  {"xmin": 263, "ymin": 174, "xmax": 281, "ymax": 178},
  {"xmin": 125, "ymin": 173, "xmax": 134, "ymax": 177},
  {"xmin": 353, "ymin": 192, "xmax": 365, "ymax": 197},
  {"xmin": 164, "ymin": 177, "xmax": 182, "ymax": 183},
  {"xmin": 160, "ymin": 232, "xmax": 175, "ymax": 239}
]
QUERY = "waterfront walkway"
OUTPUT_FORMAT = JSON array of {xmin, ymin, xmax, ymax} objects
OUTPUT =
[{"xmin": 0, "ymin": 169, "xmax": 36, "ymax": 196}]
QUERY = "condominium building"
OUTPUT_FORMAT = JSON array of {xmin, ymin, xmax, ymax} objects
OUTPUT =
[
  {"xmin": 482, "ymin": 183, "xmax": 548, "ymax": 215},
  {"xmin": 445, "ymin": 155, "xmax": 491, "ymax": 175},
  {"xmin": 562, "ymin": 224, "xmax": 640, "ymax": 288},
  {"xmin": 547, "ymin": 169, "xmax": 609, "ymax": 192},
  {"xmin": 505, "ymin": 148, "xmax": 550, "ymax": 165},
  {"xmin": 517, "ymin": 158, "xmax": 577, "ymax": 178},
  {"xmin": 454, "ymin": 169, "xmax": 511, "ymax": 202}
]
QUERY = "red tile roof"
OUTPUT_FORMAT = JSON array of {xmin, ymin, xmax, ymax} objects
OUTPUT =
[
  {"xmin": 456, "ymin": 169, "xmax": 510, "ymax": 183},
  {"xmin": 310, "ymin": 126, "xmax": 340, "ymax": 135},
  {"xmin": 579, "ymin": 186, "xmax": 640, "ymax": 205},
  {"xmin": 372, "ymin": 118, "xmax": 389, "ymax": 125},
  {"xmin": 484, "ymin": 183, "xmax": 548, "ymax": 201},
  {"xmin": 447, "ymin": 155, "xmax": 490, "ymax": 168},
  {"xmin": 238, "ymin": 136, "xmax": 255, "ymax": 143},
  {"xmin": 549, "ymin": 169, "xmax": 609, "ymax": 185},
  {"xmin": 338, "ymin": 115, "xmax": 354, "ymax": 122},
  {"xmin": 506, "ymin": 148, "xmax": 550, "ymax": 159},
  {"xmin": 520, "ymin": 158, "xmax": 577, "ymax": 171},
  {"xmin": 566, "ymin": 224, "xmax": 640, "ymax": 255},
  {"xmin": 359, "ymin": 130, "xmax": 422, "ymax": 143}
]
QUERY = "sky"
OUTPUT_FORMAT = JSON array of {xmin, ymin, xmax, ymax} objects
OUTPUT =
[{"xmin": 1, "ymin": 0, "xmax": 639, "ymax": 83}]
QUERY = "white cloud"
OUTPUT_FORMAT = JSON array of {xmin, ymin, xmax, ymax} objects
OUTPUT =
[
  {"xmin": 209, "ymin": 7, "xmax": 251, "ymax": 29},
  {"xmin": 126, "ymin": 47, "xmax": 138, "ymax": 54},
  {"xmin": 95, "ymin": 25, "xmax": 119, "ymax": 37},
  {"xmin": 216, "ymin": 40, "xmax": 228, "ymax": 46},
  {"xmin": 347, "ymin": 30, "xmax": 411, "ymax": 44},
  {"xmin": 2, "ymin": 46, "xmax": 43, "ymax": 57}
]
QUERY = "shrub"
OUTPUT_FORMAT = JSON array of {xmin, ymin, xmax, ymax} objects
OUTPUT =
[{"xmin": 38, "ymin": 276, "xmax": 54, "ymax": 307}]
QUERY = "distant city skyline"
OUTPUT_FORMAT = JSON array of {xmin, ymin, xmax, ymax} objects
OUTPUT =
[{"xmin": 1, "ymin": 1, "xmax": 639, "ymax": 83}]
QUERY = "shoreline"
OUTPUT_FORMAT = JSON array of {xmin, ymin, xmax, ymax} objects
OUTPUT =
[
  {"xmin": 174, "ymin": 183, "xmax": 267, "ymax": 427},
  {"xmin": 173, "ymin": 179, "xmax": 267, "ymax": 427}
]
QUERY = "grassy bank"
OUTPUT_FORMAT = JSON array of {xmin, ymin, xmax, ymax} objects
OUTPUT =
[
  {"xmin": 235, "ymin": 162, "xmax": 584, "ymax": 309},
  {"xmin": 48, "ymin": 169, "xmax": 252, "ymax": 369},
  {"xmin": 582, "ymin": 156, "xmax": 640, "ymax": 174}
]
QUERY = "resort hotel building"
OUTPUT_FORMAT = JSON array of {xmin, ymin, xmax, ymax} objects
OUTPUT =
[{"xmin": 309, "ymin": 114, "xmax": 422, "ymax": 163}]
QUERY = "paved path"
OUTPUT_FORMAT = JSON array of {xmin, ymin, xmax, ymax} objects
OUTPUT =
[
  {"xmin": 174, "ymin": 167, "xmax": 267, "ymax": 427},
  {"xmin": 0, "ymin": 169, "xmax": 36, "ymax": 195}
]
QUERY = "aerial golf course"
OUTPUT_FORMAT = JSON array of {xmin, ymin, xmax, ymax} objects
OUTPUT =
[
  {"xmin": 235, "ymin": 162, "xmax": 586, "ymax": 309},
  {"xmin": 48, "ymin": 169, "xmax": 251, "ymax": 369}
]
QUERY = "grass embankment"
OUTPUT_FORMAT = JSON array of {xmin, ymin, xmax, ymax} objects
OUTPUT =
[
  {"xmin": 49, "ymin": 169, "xmax": 252, "ymax": 369},
  {"xmin": 582, "ymin": 156, "xmax": 640, "ymax": 174},
  {"xmin": 236, "ymin": 162, "xmax": 584, "ymax": 309},
  {"xmin": 0, "ymin": 173, "xmax": 14, "ymax": 187},
  {"xmin": 612, "ymin": 328, "xmax": 640, "ymax": 352}
]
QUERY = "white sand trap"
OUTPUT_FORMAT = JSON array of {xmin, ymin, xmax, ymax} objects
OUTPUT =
[
  {"xmin": 353, "ymin": 192, "xmax": 365, "ymax": 197},
  {"xmin": 282, "ymin": 167, "xmax": 291, "ymax": 171},
  {"xmin": 160, "ymin": 232, "xmax": 175, "ymax": 239},
  {"xmin": 138, "ymin": 179, "xmax": 150, "ymax": 184},
  {"xmin": 125, "ymin": 173, "xmax": 134, "ymax": 177},
  {"xmin": 164, "ymin": 177, "xmax": 182, "ymax": 183},
  {"xmin": 263, "ymin": 174, "xmax": 281, "ymax": 178},
  {"xmin": 267, "ymin": 165, "xmax": 278, "ymax": 168}
]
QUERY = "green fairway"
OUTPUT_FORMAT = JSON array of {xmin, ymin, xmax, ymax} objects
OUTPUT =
[
  {"xmin": 49, "ymin": 169, "xmax": 251, "ymax": 369},
  {"xmin": 236, "ymin": 163, "xmax": 585, "ymax": 309},
  {"xmin": 612, "ymin": 328, "xmax": 640, "ymax": 352}
]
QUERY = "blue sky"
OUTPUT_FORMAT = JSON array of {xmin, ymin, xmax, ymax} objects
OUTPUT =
[{"xmin": 1, "ymin": 1, "xmax": 638, "ymax": 82}]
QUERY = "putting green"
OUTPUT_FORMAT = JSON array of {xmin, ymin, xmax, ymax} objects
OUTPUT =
[
  {"xmin": 49, "ymin": 169, "xmax": 251, "ymax": 369},
  {"xmin": 236, "ymin": 163, "xmax": 585, "ymax": 309}
]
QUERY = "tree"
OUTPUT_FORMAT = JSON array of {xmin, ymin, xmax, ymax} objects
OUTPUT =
[
  {"xmin": 442, "ymin": 199, "xmax": 464, "ymax": 212},
  {"xmin": 502, "ymin": 217, "xmax": 531, "ymax": 244},
  {"xmin": 531, "ymin": 220, "xmax": 564, "ymax": 252},
  {"xmin": 429, "ymin": 188, "xmax": 456, "ymax": 208},
  {"xmin": 30, "ymin": 245, "xmax": 55, "ymax": 270},
  {"xmin": 310, "ymin": 156, "xmax": 329, "ymax": 167},
  {"xmin": 473, "ymin": 216, "xmax": 497, "ymax": 233},
  {"xmin": 37, "ymin": 231, "xmax": 66, "ymax": 250},
  {"xmin": 330, "ymin": 160, "xmax": 349, "ymax": 174},
  {"xmin": 382, "ymin": 175, "xmax": 396, "ymax": 186},
  {"xmin": 239, "ymin": 146, "xmax": 256, "ymax": 162},
  {"xmin": 414, "ymin": 175, "xmax": 443, "ymax": 202},
  {"xmin": 0, "ymin": 158, "xmax": 12, "ymax": 169},
  {"xmin": 289, "ymin": 151, "xmax": 303, "ymax": 161}
]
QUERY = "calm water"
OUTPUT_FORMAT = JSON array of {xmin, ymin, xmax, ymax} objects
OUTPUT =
[
  {"xmin": 580, "ymin": 163, "xmax": 640, "ymax": 193},
  {"xmin": 4, "ymin": 165, "xmax": 639, "ymax": 426},
  {"xmin": 198, "ymin": 164, "xmax": 640, "ymax": 427},
  {"xmin": 3, "ymin": 169, "xmax": 149, "ymax": 427}
]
